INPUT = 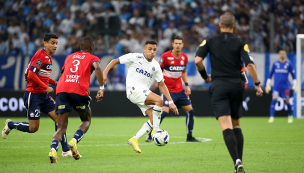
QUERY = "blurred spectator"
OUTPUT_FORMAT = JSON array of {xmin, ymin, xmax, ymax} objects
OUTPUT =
[
  {"xmin": 59, "ymin": 13, "xmax": 74, "ymax": 36},
  {"xmin": 21, "ymin": 36, "xmax": 36, "ymax": 56},
  {"xmin": 107, "ymin": 65, "xmax": 125, "ymax": 91},
  {"xmin": 6, "ymin": 40, "xmax": 21, "ymax": 56}
]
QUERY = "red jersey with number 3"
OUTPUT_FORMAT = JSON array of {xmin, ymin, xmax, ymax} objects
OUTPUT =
[
  {"xmin": 56, "ymin": 51, "xmax": 100, "ymax": 96},
  {"xmin": 26, "ymin": 49, "xmax": 52, "ymax": 93},
  {"xmin": 159, "ymin": 50, "xmax": 188, "ymax": 93}
]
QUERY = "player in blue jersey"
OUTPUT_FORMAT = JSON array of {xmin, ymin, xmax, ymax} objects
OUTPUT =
[{"xmin": 265, "ymin": 50, "xmax": 298, "ymax": 123}]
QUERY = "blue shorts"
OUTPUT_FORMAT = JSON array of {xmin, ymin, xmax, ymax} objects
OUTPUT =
[
  {"xmin": 55, "ymin": 93, "xmax": 92, "ymax": 114},
  {"xmin": 162, "ymin": 90, "xmax": 191, "ymax": 108},
  {"xmin": 23, "ymin": 91, "xmax": 55, "ymax": 120},
  {"xmin": 272, "ymin": 88, "xmax": 290, "ymax": 100}
]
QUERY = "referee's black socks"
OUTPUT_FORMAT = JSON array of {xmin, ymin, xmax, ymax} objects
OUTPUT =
[
  {"xmin": 233, "ymin": 128, "xmax": 244, "ymax": 161},
  {"xmin": 223, "ymin": 128, "xmax": 239, "ymax": 164}
]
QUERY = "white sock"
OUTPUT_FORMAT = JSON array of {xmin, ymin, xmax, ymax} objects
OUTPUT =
[
  {"xmin": 288, "ymin": 115, "xmax": 293, "ymax": 118},
  {"xmin": 152, "ymin": 105, "xmax": 162, "ymax": 130},
  {"xmin": 134, "ymin": 120, "xmax": 152, "ymax": 140}
]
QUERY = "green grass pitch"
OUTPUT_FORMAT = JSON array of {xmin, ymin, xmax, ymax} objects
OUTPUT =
[{"xmin": 0, "ymin": 117, "xmax": 304, "ymax": 173}]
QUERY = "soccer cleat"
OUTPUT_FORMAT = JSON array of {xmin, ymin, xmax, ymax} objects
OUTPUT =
[
  {"xmin": 68, "ymin": 139, "xmax": 81, "ymax": 160},
  {"xmin": 62, "ymin": 150, "xmax": 73, "ymax": 157},
  {"xmin": 127, "ymin": 137, "xmax": 141, "ymax": 153},
  {"xmin": 288, "ymin": 117, "xmax": 293, "ymax": 123},
  {"xmin": 151, "ymin": 130, "xmax": 156, "ymax": 137},
  {"xmin": 49, "ymin": 148, "xmax": 58, "ymax": 163},
  {"xmin": 268, "ymin": 117, "xmax": 274, "ymax": 123},
  {"xmin": 234, "ymin": 159, "xmax": 245, "ymax": 173},
  {"xmin": 145, "ymin": 134, "xmax": 152, "ymax": 142},
  {"xmin": 186, "ymin": 136, "xmax": 201, "ymax": 142},
  {"xmin": 2, "ymin": 119, "xmax": 12, "ymax": 139}
]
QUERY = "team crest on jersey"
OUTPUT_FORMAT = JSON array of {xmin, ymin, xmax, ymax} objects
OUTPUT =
[
  {"xmin": 35, "ymin": 59, "xmax": 42, "ymax": 68},
  {"xmin": 244, "ymin": 44, "xmax": 250, "ymax": 53},
  {"xmin": 181, "ymin": 56, "xmax": 185, "ymax": 60},
  {"xmin": 159, "ymin": 58, "xmax": 163, "ymax": 64},
  {"xmin": 152, "ymin": 67, "xmax": 155, "ymax": 71},
  {"xmin": 181, "ymin": 60, "xmax": 184, "ymax": 65},
  {"xmin": 45, "ymin": 56, "xmax": 49, "ymax": 59},
  {"xmin": 143, "ymin": 90, "xmax": 147, "ymax": 93},
  {"xmin": 200, "ymin": 40, "xmax": 206, "ymax": 47}
]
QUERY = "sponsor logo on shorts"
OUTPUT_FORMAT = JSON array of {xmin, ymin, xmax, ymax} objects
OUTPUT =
[
  {"xmin": 165, "ymin": 100, "xmax": 168, "ymax": 105},
  {"xmin": 76, "ymin": 105, "xmax": 85, "ymax": 109},
  {"xmin": 30, "ymin": 112, "xmax": 34, "ymax": 117},
  {"xmin": 58, "ymin": 105, "xmax": 65, "ymax": 109}
]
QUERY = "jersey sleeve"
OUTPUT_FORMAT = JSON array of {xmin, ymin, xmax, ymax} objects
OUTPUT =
[
  {"xmin": 118, "ymin": 53, "xmax": 135, "ymax": 65},
  {"xmin": 268, "ymin": 63, "xmax": 275, "ymax": 79},
  {"xmin": 195, "ymin": 39, "xmax": 209, "ymax": 60},
  {"xmin": 240, "ymin": 42, "xmax": 254, "ymax": 66},
  {"xmin": 28, "ymin": 53, "xmax": 44, "ymax": 74},
  {"xmin": 289, "ymin": 62, "xmax": 296, "ymax": 79},
  {"xmin": 159, "ymin": 54, "xmax": 166, "ymax": 68},
  {"xmin": 154, "ymin": 64, "xmax": 164, "ymax": 83},
  {"xmin": 91, "ymin": 56, "xmax": 101, "ymax": 69}
]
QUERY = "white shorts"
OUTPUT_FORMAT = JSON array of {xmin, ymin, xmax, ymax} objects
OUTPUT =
[{"xmin": 127, "ymin": 87, "xmax": 153, "ymax": 116}]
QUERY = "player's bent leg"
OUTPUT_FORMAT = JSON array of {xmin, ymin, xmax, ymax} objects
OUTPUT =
[
  {"xmin": 269, "ymin": 97, "xmax": 278, "ymax": 123},
  {"xmin": 145, "ymin": 92, "xmax": 163, "ymax": 132},
  {"xmin": 48, "ymin": 110, "xmax": 71, "ymax": 155}
]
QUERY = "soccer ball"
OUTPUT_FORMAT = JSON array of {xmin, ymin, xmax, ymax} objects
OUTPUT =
[{"xmin": 152, "ymin": 129, "xmax": 169, "ymax": 146}]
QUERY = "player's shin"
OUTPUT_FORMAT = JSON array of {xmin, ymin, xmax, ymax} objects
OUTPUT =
[
  {"xmin": 55, "ymin": 123, "xmax": 69, "ymax": 152},
  {"xmin": 270, "ymin": 99, "xmax": 277, "ymax": 117},
  {"xmin": 152, "ymin": 105, "xmax": 162, "ymax": 130},
  {"xmin": 286, "ymin": 103, "xmax": 293, "ymax": 116},
  {"xmin": 186, "ymin": 109, "xmax": 194, "ymax": 137},
  {"xmin": 134, "ymin": 120, "xmax": 152, "ymax": 140},
  {"xmin": 50, "ymin": 140, "xmax": 60, "ymax": 152},
  {"xmin": 9, "ymin": 121, "xmax": 30, "ymax": 133},
  {"xmin": 72, "ymin": 129, "xmax": 84, "ymax": 143}
]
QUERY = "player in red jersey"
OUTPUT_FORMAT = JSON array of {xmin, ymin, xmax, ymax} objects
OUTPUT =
[
  {"xmin": 146, "ymin": 36, "xmax": 201, "ymax": 142},
  {"xmin": 48, "ymin": 37, "xmax": 104, "ymax": 163},
  {"xmin": 2, "ymin": 33, "xmax": 73, "ymax": 157}
]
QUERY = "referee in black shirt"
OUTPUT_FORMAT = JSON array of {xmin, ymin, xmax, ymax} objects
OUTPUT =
[{"xmin": 195, "ymin": 12, "xmax": 263, "ymax": 173}]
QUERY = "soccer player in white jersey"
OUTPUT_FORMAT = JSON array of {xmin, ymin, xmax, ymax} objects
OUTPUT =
[{"xmin": 103, "ymin": 40, "xmax": 179, "ymax": 153}]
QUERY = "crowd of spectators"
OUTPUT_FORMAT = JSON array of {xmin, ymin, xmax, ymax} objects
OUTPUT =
[{"xmin": 0, "ymin": 0, "xmax": 303, "ymax": 57}]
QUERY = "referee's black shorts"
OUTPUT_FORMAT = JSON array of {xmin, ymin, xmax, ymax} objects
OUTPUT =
[{"xmin": 209, "ymin": 78, "xmax": 244, "ymax": 120}]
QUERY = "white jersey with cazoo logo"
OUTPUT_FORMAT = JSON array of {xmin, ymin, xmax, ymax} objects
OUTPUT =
[{"xmin": 119, "ymin": 53, "xmax": 164, "ymax": 93}]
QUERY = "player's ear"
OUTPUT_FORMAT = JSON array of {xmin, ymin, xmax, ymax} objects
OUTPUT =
[
  {"xmin": 233, "ymin": 23, "xmax": 236, "ymax": 29},
  {"xmin": 219, "ymin": 23, "xmax": 222, "ymax": 28}
]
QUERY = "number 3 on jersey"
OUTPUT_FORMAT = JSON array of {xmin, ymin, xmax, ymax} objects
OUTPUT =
[{"xmin": 70, "ymin": 60, "xmax": 80, "ymax": 73}]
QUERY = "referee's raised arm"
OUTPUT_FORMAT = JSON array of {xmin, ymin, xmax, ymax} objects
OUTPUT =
[{"xmin": 194, "ymin": 11, "xmax": 263, "ymax": 173}]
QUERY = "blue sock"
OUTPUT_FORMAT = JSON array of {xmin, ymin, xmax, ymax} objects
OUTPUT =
[
  {"xmin": 55, "ymin": 123, "xmax": 70, "ymax": 152},
  {"xmin": 286, "ymin": 103, "xmax": 293, "ymax": 115},
  {"xmin": 73, "ymin": 129, "xmax": 84, "ymax": 143},
  {"xmin": 186, "ymin": 109, "xmax": 194, "ymax": 137},
  {"xmin": 270, "ymin": 100, "xmax": 277, "ymax": 117},
  {"xmin": 50, "ymin": 140, "xmax": 59, "ymax": 152},
  {"xmin": 8, "ymin": 121, "xmax": 30, "ymax": 133},
  {"xmin": 160, "ymin": 111, "xmax": 169, "ymax": 124}
]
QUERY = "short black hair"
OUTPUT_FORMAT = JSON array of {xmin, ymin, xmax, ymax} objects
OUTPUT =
[
  {"xmin": 80, "ymin": 37, "xmax": 94, "ymax": 50},
  {"xmin": 44, "ymin": 33, "xmax": 58, "ymax": 42},
  {"xmin": 144, "ymin": 40, "xmax": 157, "ymax": 46},
  {"xmin": 172, "ymin": 35, "xmax": 183, "ymax": 42}
]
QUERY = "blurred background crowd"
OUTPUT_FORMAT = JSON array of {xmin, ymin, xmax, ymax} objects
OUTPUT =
[{"xmin": 0, "ymin": 0, "xmax": 303, "ymax": 57}]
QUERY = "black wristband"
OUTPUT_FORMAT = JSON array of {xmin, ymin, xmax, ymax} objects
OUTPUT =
[
  {"xmin": 198, "ymin": 69, "xmax": 208, "ymax": 80},
  {"xmin": 254, "ymin": 81, "xmax": 260, "ymax": 86},
  {"xmin": 185, "ymin": 83, "xmax": 189, "ymax": 86}
]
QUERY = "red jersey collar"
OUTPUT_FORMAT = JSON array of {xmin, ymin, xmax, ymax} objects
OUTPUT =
[
  {"xmin": 170, "ymin": 50, "xmax": 181, "ymax": 59},
  {"xmin": 42, "ymin": 49, "xmax": 52, "ymax": 58}
]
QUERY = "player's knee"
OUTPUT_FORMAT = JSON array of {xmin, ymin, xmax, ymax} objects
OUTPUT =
[
  {"xmin": 29, "ymin": 126, "xmax": 39, "ymax": 133},
  {"xmin": 155, "ymin": 97, "xmax": 163, "ymax": 107}
]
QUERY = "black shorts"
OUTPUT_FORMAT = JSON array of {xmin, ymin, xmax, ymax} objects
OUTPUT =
[
  {"xmin": 55, "ymin": 92, "xmax": 92, "ymax": 114},
  {"xmin": 209, "ymin": 78, "xmax": 244, "ymax": 119}
]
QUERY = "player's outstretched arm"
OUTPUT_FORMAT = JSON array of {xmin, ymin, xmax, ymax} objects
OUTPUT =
[
  {"xmin": 93, "ymin": 61, "xmax": 104, "ymax": 102},
  {"xmin": 195, "ymin": 56, "xmax": 211, "ymax": 83},
  {"xmin": 182, "ymin": 69, "xmax": 191, "ymax": 96},
  {"xmin": 103, "ymin": 59, "xmax": 120, "ymax": 84},
  {"xmin": 159, "ymin": 81, "xmax": 179, "ymax": 115},
  {"xmin": 247, "ymin": 63, "xmax": 263, "ymax": 97}
]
